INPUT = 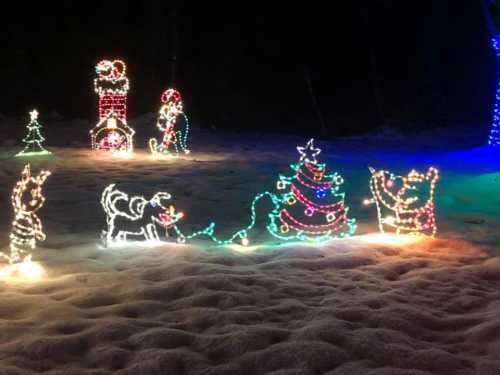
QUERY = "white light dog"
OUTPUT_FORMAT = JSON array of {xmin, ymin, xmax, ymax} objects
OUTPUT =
[{"xmin": 101, "ymin": 184, "xmax": 184, "ymax": 246}]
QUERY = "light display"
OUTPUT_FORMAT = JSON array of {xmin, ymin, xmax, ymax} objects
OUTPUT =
[
  {"xmin": 149, "ymin": 89, "xmax": 190, "ymax": 156},
  {"xmin": 175, "ymin": 139, "xmax": 356, "ymax": 245},
  {"xmin": 364, "ymin": 166, "xmax": 439, "ymax": 237},
  {"xmin": 266, "ymin": 139, "xmax": 356, "ymax": 242},
  {"xmin": 0, "ymin": 164, "xmax": 51, "ymax": 265},
  {"xmin": 488, "ymin": 36, "xmax": 500, "ymax": 146},
  {"xmin": 15, "ymin": 110, "xmax": 51, "ymax": 157},
  {"xmin": 101, "ymin": 184, "xmax": 185, "ymax": 246},
  {"xmin": 91, "ymin": 59, "xmax": 134, "ymax": 153},
  {"xmin": 90, "ymin": 112, "xmax": 135, "ymax": 154}
]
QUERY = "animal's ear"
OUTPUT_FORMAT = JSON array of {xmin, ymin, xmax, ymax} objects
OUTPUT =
[
  {"xmin": 426, "ymin": 167, "xmax": 439, "ymax": 183},
  {"xmin": 36, "ymin": 170, "xmax": 51, "ymax": 185},
  {"xmin": 21, "ymin": 164, "xmax": 31, "ymax": 182},
  {"xmin": 368, "ymin": 166, "xmax": 376, "ymax": 174}
]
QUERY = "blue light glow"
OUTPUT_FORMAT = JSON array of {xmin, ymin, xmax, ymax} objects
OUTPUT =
[{"xmin": 488, "ymin": 36, "xmax": 500, "ymax": 146}]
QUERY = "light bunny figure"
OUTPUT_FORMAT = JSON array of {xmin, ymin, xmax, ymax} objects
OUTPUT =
[
  {"xmin": 101, "ymin": 184, "xmax": 185, "ymax": 246},
  {"xmin": 1, "ymin": 164, "xmax": 51, "ymax": 264}
]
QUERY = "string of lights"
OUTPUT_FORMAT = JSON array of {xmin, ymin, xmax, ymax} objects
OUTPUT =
[
  {"xmin": 91, "ymin": 60, "xmax": 134, "ymax": 154},
  {"xmin": 101, "ymin": 184, "xmax": 185, "ymax": 246},
  {"xmin": 0, "ymin": 164, "xmax": 51, "ymax": 265},
  {"xmin": 488, "ymin": 36, "xmax": 500, "ymax": 146},
  {"xmin": 149, "ymin": 89, "xmax": 190, "ymax": 156},
  {"xmin": 173, "ymin": 139, "xmax": 356, "ymax": 245},
  {"xmin": 15, "ymin": 110, "xmax": 51, "ymax": 157},
  {"xmin": 364, "ymin": 166, "xmax": 439, "ymax": 237}
]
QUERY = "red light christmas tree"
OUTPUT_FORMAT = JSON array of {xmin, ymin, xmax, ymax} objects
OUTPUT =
[{"xmin": 91, "ymin": 59, "xmax": 134, "ymax": 154}]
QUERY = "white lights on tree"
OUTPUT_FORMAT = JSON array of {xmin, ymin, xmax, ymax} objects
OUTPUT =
[
  {"xmin": 101, "ymin": 184, "xmax": 185, "ymax": 246},
  {"xmin": 16, "ymin": 110, "xmax": 51, "ymax": 157},
  {"xmin": 91, "ymin": 59, "xmax": 134, "ymax": 154},
  {"xmin": 1, "ymin": 164, "xmax": 51, "ymax": 265},
  {"xmin": 149, "ymin": 89, "xmax": 190, "ymax": 156},
  {"xmin": 296, "ymin": 138, "xmax": 321, "ymax": 164},
  {"xmin": 364, "ymin": 166, "xmax": 439, "ymax": 237}
]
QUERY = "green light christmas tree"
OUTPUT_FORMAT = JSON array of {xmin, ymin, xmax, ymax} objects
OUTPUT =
[
  {"xmin": 266, "ymin": 139, "xmax": 357, "ymax": 242},
  {"xmin": 16, "ymin": 110, "xmax": 51, "ymax": 157}
]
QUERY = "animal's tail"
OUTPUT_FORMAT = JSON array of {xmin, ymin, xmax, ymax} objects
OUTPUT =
[{"xmin": 101, "ymin": 184, "xmax": 128, "ymax": 223}]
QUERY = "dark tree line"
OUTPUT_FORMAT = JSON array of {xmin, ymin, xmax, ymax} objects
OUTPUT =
[{"xmin": 0, "ymin": 1, "xmax": 492, "ymax": 138}]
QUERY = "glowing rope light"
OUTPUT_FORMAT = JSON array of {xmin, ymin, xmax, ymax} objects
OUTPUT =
[
  {"xmin": 149, "ymin": 89, "xmax": 190, "ymax": 156},
  {"xmin": 91, "ymin": 60, "xmax": 134, "ymax": 154},
  {"xmin": 15, "ymin": 110, "xmax": 51, "ymax": 157},
  {"xmin": 101, "ymin": 184, "xmax": 185, "ymax": 246},
  {"xmin": 0, "ymin": 164, "xmax": 50, "ymax": 265},
  {"xmin": 173, "ymin": 139, "xmax": 356, "ymax": 245},
  {"xmin": 364, "ymin": 166, "xmax": 439, "ymax": 237},
  {"xmin": 488, "ymin": 36, "xmax": 500, "ymax": 146}
]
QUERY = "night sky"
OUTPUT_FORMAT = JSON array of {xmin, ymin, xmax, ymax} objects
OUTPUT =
[{"xmin": 0, "ymin": 1, "xmax": 492, "ymax": 137}]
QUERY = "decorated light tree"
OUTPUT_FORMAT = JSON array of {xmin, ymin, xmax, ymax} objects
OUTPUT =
[
  {"xmin": 16, "ymin": 110, "xmax": 51, "ymax": 157},
  {"xmin": 149, "ymin": 89, "xmax": 190, "ymax": 156},
  {"xmin": 267, "ymin": 139, "xmax": 356, "ymax": 242},
  {"xmin": 172, "ymin": 139, "xmax": 356, "ymax": 246}
]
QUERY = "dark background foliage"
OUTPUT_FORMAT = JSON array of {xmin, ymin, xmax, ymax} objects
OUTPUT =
[{"xmin": 0, "ymin": 1, "xmax": 493, "ymax": 138}]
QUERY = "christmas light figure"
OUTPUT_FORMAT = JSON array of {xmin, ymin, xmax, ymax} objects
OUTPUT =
[
  {"xmin": 175, "ymin": 139, "xmax": 356, "ymax": 245},
  {"xmin": 91, "ymin": 59, "xmax": 134, "ymax": 154},
  {"xmin": 1, "ymin": 164, "xmax": 51, "ymax": 265},
  {"xmin": 15, "ymin": 110, "xmax": 51, "ymax": 157},
  {"xmin": 266, "ymin": 139, "xmax": 356, "ymax": 242},
  {"xmin": 364, "ymin": 166, "xmax": 439, "ymax": 237},
  {"xmin": 488, "ymin": 36, "xmax": 500, "ymax": 146},
  {"xmin": 101, "ymin": 184, "xmax": 185, "ymax": 247},
  {"xmin": 149, "ymin": 89, "xmax": 190, "ymax": 156}
]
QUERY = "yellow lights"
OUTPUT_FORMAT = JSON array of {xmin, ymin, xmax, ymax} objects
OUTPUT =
[
  {"xmin": 241, "ymin": 237, "xmax": 250, "ymax": 246},
  {"xmin": 358, "ymin": 233, "xmax": 425, "ymax": 246},
  {"xmin": 363, "ymin": 198, "xmax": 374, "ymax": 206},
  {"xmin": 90, "ymin": 112, "xmax": 135, "ymax": 154},
  {"xmin": 1, "ymin": 164, "xmax": 51, "ymax": 266},
  {"xmin": 0, "ymin": 261, "xmax": 46, "ymax": 282},
  {"xmin": 280, "ymin": 223, "xmax": 290, "ymax": 233},
  {"xmin": 366, "ymin": 166, "xmax": 439, "ymax": 237},
  {"xmin": 107, "ymin": 117, "xmax": 117, "ymax": 129}
]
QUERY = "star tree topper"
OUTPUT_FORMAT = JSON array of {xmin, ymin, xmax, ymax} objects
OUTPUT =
[
  {"xmin": 30, "ymin": 109, "xmax": 39, "ymax": 122},
  {"xmin": 297, "ymin": 138, "xmax": 321, "ymax": 164}
]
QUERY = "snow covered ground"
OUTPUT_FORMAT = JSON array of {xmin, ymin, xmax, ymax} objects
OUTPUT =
[{"xmin": 0, "ymin": 116, "xmax": 499, "ymax": 374}]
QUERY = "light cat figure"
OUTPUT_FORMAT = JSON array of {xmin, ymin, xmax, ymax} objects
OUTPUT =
[
  {"xmin": 364, "ymin": 166, "xmax": 439, "ymax": 237},
  {"xmin": 1, "ymin": 164, "xmax": 51, "ymax": 265}
]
